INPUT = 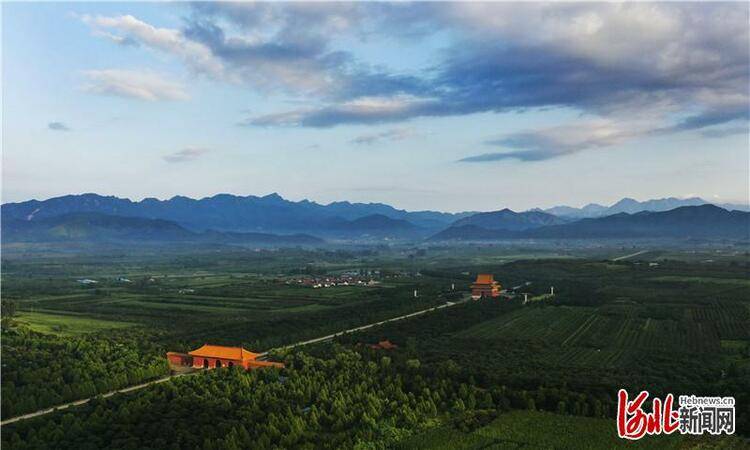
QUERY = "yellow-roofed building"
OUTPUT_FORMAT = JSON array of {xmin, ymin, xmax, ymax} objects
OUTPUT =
[
  {"xmin": 471, "ymin": 273, "xmax": 501, "ymax": 299},
  {"xmin": 167, "ymin": 344, "xmax": 284, "ymax": 371}
]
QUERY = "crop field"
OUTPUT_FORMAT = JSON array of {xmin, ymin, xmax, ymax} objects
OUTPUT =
[
  {"xmin": 339, "ymin": 255, "xmax": 750, "ymax": 437},
  {"xmin": 13, "ymin": 311, "xmax": 134, "ymax": 336},
  {"xmin": 398, "ymin": 410, "xmax": 741, "ymax": 449},
  {"xmin": 651, "ymin": 275, "xmax": 750, "ymax": 287},
  {"xmin": 456, "ymin": 302, "xmax": 729, "ymax": 368},
  {"xmin": 456, "ymin": 306, "xmax": 595, "ymax": 344},
  {"xmin": 3, "ymin": 261, "xmax": 449, "ymax": 344},
  {"xmin": 5, "ymin": 283, "xmax": 448, "ymax": 354}
]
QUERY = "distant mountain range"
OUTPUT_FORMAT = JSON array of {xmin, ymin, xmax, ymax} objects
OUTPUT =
[
  {"xmin": 1, "ymin": 193, "xmax": 467, "ymax": 236},
  {"xmin": 2, "ymin": 193, "xmax": 748, "ymax": 244},
  {"xmin": 322, "ymin": 214, "xmax": 424, "ymax": 239},
  {"xmin": 3, "ymin": 212, "xmax": 323, "ymax": 246},
  {"xmin": 431, "ymin": 205, "xmax": 750, "ymax": 241},
  {"xmin": 540, "ymin": 197, "xmax": 748, "ymax": 219}
]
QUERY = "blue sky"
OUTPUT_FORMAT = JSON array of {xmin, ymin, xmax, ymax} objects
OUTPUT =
[{"xmin": 2, "ymin": 2, "xmax": 748, "ymax": 212}]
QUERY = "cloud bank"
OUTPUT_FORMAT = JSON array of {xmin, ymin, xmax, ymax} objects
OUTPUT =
[
  {"xmin": 81, "ymin": 3, "xmax": 749, "ymax": 161},
  {"xmin": 462, "ymin": 121, "xmax": 635, "ymax": 162}
]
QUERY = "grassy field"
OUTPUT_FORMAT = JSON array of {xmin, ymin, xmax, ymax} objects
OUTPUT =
[
  {"xmin": 398, "ymin": 410, "xmax": 742, "ymax": 449},
  {"xmin": 14, "ymin": 311, "xmax": 135, "ymax": 336}
]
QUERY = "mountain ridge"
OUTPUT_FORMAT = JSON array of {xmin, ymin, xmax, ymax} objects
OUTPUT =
[
  {"xmin": 2, "ymin": 212, "xmax": 325, "ymax": 245},
  {"xmin": 541, "ymin": 197, "xmax": 748, "ymax": 218},
  {"xmin": 432, "ymin": 205, "xmax": 750, "ymax": 241},
  {"xmin": 1, "ymin": 193, "xmax": 468, "ymax": 235},
  {"xmin": 4, "ymin": 193, "xmax": 749, "ymax": 242},
  {"xmin": 450, "ymin": 209, "xmax": 568, "ymax": 231}
]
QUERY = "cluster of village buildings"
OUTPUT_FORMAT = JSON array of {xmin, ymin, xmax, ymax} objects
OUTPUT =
[
  {"xmin": 284, "ymin": 269, "xmax": 416, "ymax": 289},
  {"xmin": 287, "ymin": 274, "xmax": 381, "ymax": 289}
]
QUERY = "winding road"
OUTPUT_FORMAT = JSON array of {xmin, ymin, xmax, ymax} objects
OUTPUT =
[{"xmin": 1, "ymin": 297, "xmax": 469, "ymax": 426}]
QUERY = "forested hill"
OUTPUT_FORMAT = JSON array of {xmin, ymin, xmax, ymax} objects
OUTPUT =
[
  {"xmin": 528, "ymin": 205, "xmax": 750, "ymax": 239},
  {"xmin": 450, "ymin": 209, "xmax": 567, "ymax": 231},
  {"xmin": 432, "ymin": 205, "xmax": 750, "ymax": 240},
  {"xmin": 2, "ymin": 212, "xmax": 324, "ymax": 245}
]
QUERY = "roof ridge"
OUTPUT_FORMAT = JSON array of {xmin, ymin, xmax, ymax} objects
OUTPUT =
[{"xmin": 189, "ymin": 344, "xmax": 259, "ymax": 360}]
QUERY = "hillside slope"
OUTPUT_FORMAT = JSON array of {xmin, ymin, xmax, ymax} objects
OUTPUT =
[
  {"xmin": 3, "ymin": 212, "xmax": 324, "ymax": 245},
  {"xmin": 431, "ymin": 205, "xmax": 750, "ymax": 240}
]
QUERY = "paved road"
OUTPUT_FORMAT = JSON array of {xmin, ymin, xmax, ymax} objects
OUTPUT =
[
  {"xmin": 0, "ymin": 373, "xmax": 194, "ymax": 426},
  {"xmin": 612, "ymin": 249, "xmax": 648, "ymax": 261},
  {"xmin": 1, "ymin": 297, "xmax": 469, "ymax": 426},
  {"xmin": 259, "ymin": 297, "xmax": 470, "ymax": 356}
]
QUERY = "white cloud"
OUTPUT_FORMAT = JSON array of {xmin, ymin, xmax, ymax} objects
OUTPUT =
[
  {"xmin": 79, "ymin": 4, "xmax": 748, "ymax": 148},
  {"xmin": 82, "ymin": 14, "xmax": 223, "ymax": 77},
  {"xmin": 82, "ymin": 69, "xmax": 189, "ymax": 101},
  {"xmin": 245, "ymin": 3, "xmax": 748, "ymax": 133},
  {"xmin": 163, "ymin": 147, "xmax": 210, "ymax": 163},
  {"xmin": 246, "ymin": 95, "xmax": 436, "ymax": 127},
  {"xmin": 463, "ymin": 120, "xmax": 639, "ymax": 162}
]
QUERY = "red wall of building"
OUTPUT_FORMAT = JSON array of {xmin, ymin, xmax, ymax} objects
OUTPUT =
[
  {"xmin": 191, "ymin": 357, "xmax": 242, "ymax": 369},
  {"xmin": 167, "ymin": 352, "xmax": 191, "ymax": 366}
]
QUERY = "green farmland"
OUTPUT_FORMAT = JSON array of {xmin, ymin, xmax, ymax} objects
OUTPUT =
[
  {"xmin": 650, "ymin": 275, "xmax": 750, "ymax": 288},
  {"xmin": 337, "ymin": 257, "xmax": 750, "ymax": 435},
  {"xmin": 13, "ymin": 311, "xmax": 134, "ymax": 336},
  {"xmin": 399, "ymin": 410, "xmax": 742, "ymax": 449},
  {"xmin": 455, "ymin": 303, "xmax": 729, "ymax": 368}
]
